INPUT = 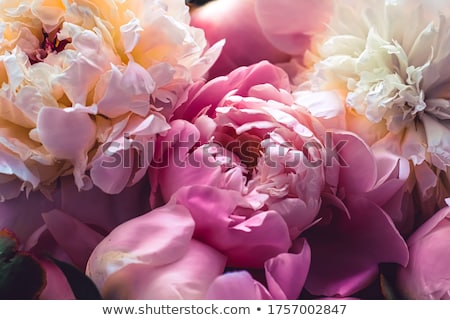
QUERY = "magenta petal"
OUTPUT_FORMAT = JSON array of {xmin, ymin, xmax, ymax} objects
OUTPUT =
[
  {"xmin": 38, "ymin": 258, "xmax": 75, "ymax": 300},
  {"xmin": 226, "ymin": 211, "xmax": 291, "ymax": 267},
  {"xmin": 174, "ymin": 61, "xmax": 290, "ymax": 120},
  {"xmin": 205, "ymin": 271, "xmax": 272, "ymax": 300},
  {"xmin": 328, "ymin": 131, "xmax": 378, "ymax": 194},
  {"xmin": 305, "ymin": 195, "xmax": 408, "ymax": 296},
  {"xmin": 174, "ymin": 185, "xmax": 291, "ymax": 268},
  {"xmin": 101, "ymin": 240, "xmax": 226, "ymax": 299},
  {"xmin": 42, "ymin": 210, "xmax": 104, "ymax": 270},
  {"xmin": 265, "ymin": 238, "xmax": 311, "ymax": 299}
]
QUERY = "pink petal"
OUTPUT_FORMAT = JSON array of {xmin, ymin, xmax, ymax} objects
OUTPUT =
[
  {"xmin": 398, "ymin": 207, "xmax": 450, "ymax": 299},
  {"xmin": 174, "ymin": 185, "xmax": 291, "ymax": 268},
  {"xmin": 255, "ymin": 0, "xmax": 332, "ymax": 54},
  {"xmin": 38, "ymin": 258, "xmax": 75, "ymax": 300},
  {"xmin": 173, "ymin": 61, "xmax": 290, "ymax": 121},
  {"xmin": 101, "ymin": 240, "xmax": 226, "ymax": 299},
  {"xmin": 86, "ymin": 203, "xmax": 195, "ymax": 289},
  {"xmin": 265, "ymin": 238, "xmax": 311, "ymax": 299},
  {"xmin": 305, "ymin": 195, "xmax": 408, "ymax": 296},
  {"xmin": 190, "ymin": 0, "xmax": 289, "ymax": 78},
  {"xmin": 91, "ymin": 114, "xmax": 169, "ymax": 194},
  {"xmin": 37, "ymin": 107, "xmax": 96, "ymax": 188},
  {"xmin": 42, "ymin": 210, "xmax": 104, "ymax": 270},
  {"xmin": 327, "ymin": 131, "xmax": 378, "ymax": 194},
  {"xmin": 205, "ymin": 271, "xmax": 272, "ymax": 300}
]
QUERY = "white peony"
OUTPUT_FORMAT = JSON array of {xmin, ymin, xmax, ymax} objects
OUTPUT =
[
  {"xmin": 310, "ymin": 0, "xmax": 450, "ymax": 170},
  {"xmin": 0, "ymin": 0, "xmax": 222, "ymax": 200}
]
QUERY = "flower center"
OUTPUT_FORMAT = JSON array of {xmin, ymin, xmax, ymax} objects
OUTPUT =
[{"xmin": 29, "ymin": 29, "xmax": 71, "ymax": 64}]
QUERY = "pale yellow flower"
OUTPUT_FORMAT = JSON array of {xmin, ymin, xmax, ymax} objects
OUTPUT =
[{"xmin": 0, "ymin": 0, "xmax": 222, "ymax": 200}]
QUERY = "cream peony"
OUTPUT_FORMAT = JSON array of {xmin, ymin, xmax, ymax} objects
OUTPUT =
[
  {"xmin": 0, "ymin": 0, "xmax": 222, "ymax": 200},
  {"xmin": 309, "ymin": 0, "xmax": 450, "ymax": 170}
]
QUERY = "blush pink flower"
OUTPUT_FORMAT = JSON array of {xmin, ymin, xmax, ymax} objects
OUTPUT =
[
  {"xmin": 0, "ymin": 0, "xmax": 222, "ymax": 199},
  {"xmin": 190, "ymin": 0, "xmax": 332, "ymax": 78},
  {"xmin": 397, "ymin": 203, "xmax": 450, "ymax": 299},
  {"xmin": 151, "ymin": 62, "xmax": 325, "ymax": 247},
  {"xmin": 150, "ymin": 61, "xmax": 410, "ymax": 297}
]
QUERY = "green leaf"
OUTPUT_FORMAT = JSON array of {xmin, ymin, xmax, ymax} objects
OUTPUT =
[
  {"xmin": 50, "ymin": 258, "xmax": 102, "ymax": 300},
  {"xmin": 0, "ymin": 230, "xmax": 46, "ymax": 299},
  {"xmin": 0, "ymin": 229, "xmax": 18, "ymax": 263}
]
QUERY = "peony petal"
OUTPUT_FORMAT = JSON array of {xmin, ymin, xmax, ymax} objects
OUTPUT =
[
  {"xmin": 327, "ymin": 131, "xmax": 378, "ymax": 194},
  {"xmin": 305, "ymin": 195, "xmax": 408, "ymax": 296},
  {"xmin": 398, "ymin": 207, "xmax": 450, "ymax": 299},
  {"xmin": 255, "ymin": 0, "xmax": 332, "ymax": 54},
  {"xmin": 265, "ymin": 238, "xmax": 311, "ymax": 300},
  {"xmin": 190, "ymin": 0, "xmax": 289, "ymax": 77},
  {"xmin": 0, "ymin": 148, "xmax": 40, "ymax": 189},
  {"xmin": 174, "ymin": 185, "xmax": 291, "ymax": 268},
  {"xmin": 205, "ymin": 271, "xmax": 272, "ymax": 300},
  {"xmin": 86, "ymin": 203, "xmax": 195, "ymax": 290},
  {"xmin": 38, "ymin": 258, "xmax": 75, "ymax": 300},
  {"xmin": 59, "ymin": 175, "xmax": 150, "ymax": 233},
  {"xmin": 173, "ymin": 61, "xmax": 290, "ymax": 121},
  {"xmin": 37, "ymin": 107, "xmax": 96, "ymax": 179},
  {"xmin": 101, "ymin": 240, "xmax": 226, "ymax": 299},
  {"xmin": 42, "ymin": 210, "xmax": 104, "ymax": 270},
  {"xmin": 120, "ymin": 18, "xmax": 143, "ymax": 54}
]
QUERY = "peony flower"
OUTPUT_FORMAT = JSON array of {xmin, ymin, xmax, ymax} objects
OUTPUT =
[
  {"xmin": 309, "ymin": 0, "xmax": 450, "ymax": 171},
  {"xmin": 151, "ymin": 61, "xmax": 326, "ymax": 246},
  {"xmin": 190, "ymin": 0, "xmax": 332, "ymax": 78},
  {"xmin": 0, "ymin": 0, "xmax": 222, "ymax": 199},
  {"xmin": 150, "ymin": 61, "xmax": 410, "ymax": 296},
  {"xmin": 397, "ymin": 203, "xmax": 450, "ymax": 299}
]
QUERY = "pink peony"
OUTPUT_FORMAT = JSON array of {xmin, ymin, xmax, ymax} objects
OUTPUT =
[
  {"xmin": 190, "ymin": 0, "xmax": 332, "ymax": 78},
  {"xmin": 150, "ymin": 61, "xmax": 410, "ymax": 296},
  {"xmin": 397, "ymin": 204, "xmax": 450, "ymax": 299},
  {"xmin": 152, "ymin": 62, "xmax": 325, "ymax": 247}
]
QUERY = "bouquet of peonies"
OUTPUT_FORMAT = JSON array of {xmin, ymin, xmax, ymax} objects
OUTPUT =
[{"xmin": 1, "ymin": 0, "xmax": 449, "ymax": 300}]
